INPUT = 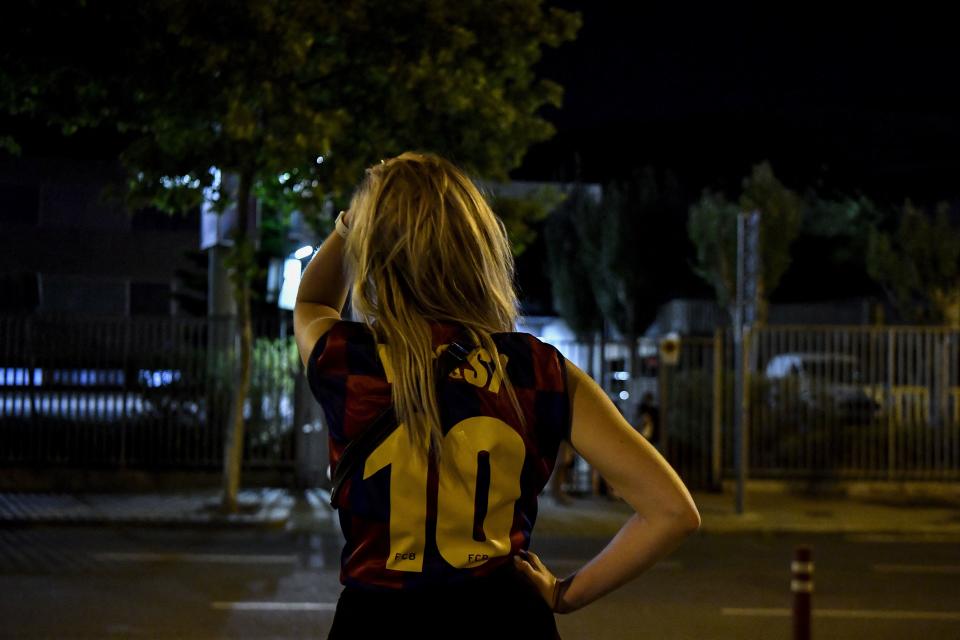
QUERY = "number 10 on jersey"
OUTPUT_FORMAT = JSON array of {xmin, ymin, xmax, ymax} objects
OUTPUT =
[{"xmin": 363, "ymin": 416, "xmax": 526, "ymax": 572}]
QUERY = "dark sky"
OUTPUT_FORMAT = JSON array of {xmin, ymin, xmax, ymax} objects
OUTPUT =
[
  {"xmin": 513, "ymin": 2, "xmax": 960, "ymax": 313},
  {"xmin": 517, "ymin": 2, "xmax": 960, "ymax": 204}
]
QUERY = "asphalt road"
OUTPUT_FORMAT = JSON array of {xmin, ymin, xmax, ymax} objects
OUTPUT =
[{"xmin": 1, "ymin": 525, "xmax": 958, "ymax": 639}]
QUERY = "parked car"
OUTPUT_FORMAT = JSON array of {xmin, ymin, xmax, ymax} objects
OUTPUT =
[{"xmin": 764, "ymin": 353, "xmax": 881, "ymax": 424}]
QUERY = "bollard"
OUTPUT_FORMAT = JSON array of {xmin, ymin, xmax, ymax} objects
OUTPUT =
[{"xmin": 792, "ymin": 545, "xmax": 813, "ymax": 640}]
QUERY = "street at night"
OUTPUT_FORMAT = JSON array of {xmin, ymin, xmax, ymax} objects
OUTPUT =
[
  {"xmin": 4, "ymin": 2, "xmax": 960, "ymax": 638},
  {"xmin": 2, "ymin": 513, "xmax": 960, "ymax": 639}
]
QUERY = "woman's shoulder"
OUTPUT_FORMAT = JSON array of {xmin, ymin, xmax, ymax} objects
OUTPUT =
[
  {"xmin": 319, "ymin": 320, "xmax": 375, "ymax": 345},
  {"xmin": 305, "ymin": 320, "xmax": 377, "ymax": 377},
  {"xmin": 488, "ymin": 331, "xmax": 567, "ymax": 390},
  {"xmin": 493, "ymin": 331, "xmax": 564, "ymax": 357}
]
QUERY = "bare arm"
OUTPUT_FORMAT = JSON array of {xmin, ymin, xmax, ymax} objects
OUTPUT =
[
  {"xmin": 293, "ymin": 214, "xmax": 351, "ymax": 369},
  {"xmin": 515, "ymin": 359, "xmax": 701, "ymax": 612}
]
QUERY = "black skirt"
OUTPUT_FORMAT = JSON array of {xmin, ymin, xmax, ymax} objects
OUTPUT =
[{"xmin": 327, "ymin": 563, "xmax": 560, "ymax": 640}]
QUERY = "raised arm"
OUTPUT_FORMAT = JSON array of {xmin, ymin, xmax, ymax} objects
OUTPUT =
[
  {"xmin": 514, "ymin": 359, "xmax": 700, "ymax": 612},
  {"xmin": 293, "ymin": 212, "xmax": 351, "ymax": 369}
]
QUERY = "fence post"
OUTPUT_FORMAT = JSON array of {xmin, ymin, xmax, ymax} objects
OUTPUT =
[
  {"xmin": 711, "ymin": 329, "xmax": 723, "ymax": 489},
  {"xmin": 792, "ymin": 545, "xmax": 814, "ymax": 640},
  {"xmin": 887, "ymin": 328, "xmax": 895, "ymax": 480}
]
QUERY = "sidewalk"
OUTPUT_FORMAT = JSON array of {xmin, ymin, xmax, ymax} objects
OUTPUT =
[
  {"xmin": 0, "ymin": 489, "xmax": 296, "ymax": 528},
  {"xmin": 535, "ymin": 484, "xmax": 960, "ymax": 537},
  {"xmin": 1, "ymin": 485, "xmax": 958, "ymax": 536}
]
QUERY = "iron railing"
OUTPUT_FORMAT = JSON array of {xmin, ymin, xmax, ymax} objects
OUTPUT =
[
  {"xmin": 0, "ymin": 314, "xmax": 299, "ymax": 471},
  {"xmin": 547, "ymin": 326, "xmax": 960, "ymax": 489}
]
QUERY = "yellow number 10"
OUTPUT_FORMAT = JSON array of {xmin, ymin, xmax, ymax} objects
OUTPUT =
[{"xmin": 363, "ymin": 416, "xmax": 526, "ymax": 572}]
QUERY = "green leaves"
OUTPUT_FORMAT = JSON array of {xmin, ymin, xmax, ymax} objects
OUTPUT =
[
  {"xmin": 866, "ymin": 201, "xmax": 960, "ymax": 325},
  {"xmin": 740, "ymin": 161, "xmax": 803, "ymax": 306},
  {"xmin": 491, "ymin": 185, "xmax": 565, "ymax": 256},
  {"xmin": 2, "ymin": 0, "xmax": 578, "ymax": 225},
  {"xmin": 544, "ymin": 184, "xmax": 602, "ymax": 338},
  {"xmin": 688, "ymin": 162, "xmax": 803, "ymax": 319},
  {"xmin": 688, "ymin": 190, "xmax": 740, "ymax": 309},
  {"xmin": 546, "ymin": 167, "xmax": 686, "ymax": 340}
]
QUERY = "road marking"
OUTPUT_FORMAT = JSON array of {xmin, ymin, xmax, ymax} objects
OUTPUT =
[
  {"xmin": 722, "ymin": 608, "xmax": 791, "ymax": 618},
  {"xmin": 873, "ymin": 564, "xmax": 960, "ymax": 574},
  {"xmin": 547, "ymin": 559, "xmax": 681, "ymax": 570},
  {"xmin": 848, "ymin": 534, "xmax": 960, "ymax": 544},
  {"xmin": 211, "ymin": 602, "xmax": 337, "ymax": 612},
  {"xmin": 95, "ymin": 552, "xmax": 297, "ymax": 564},
  {"xmin": 723, "ymin": 608, "xmax": 960, "ymax": 621}
]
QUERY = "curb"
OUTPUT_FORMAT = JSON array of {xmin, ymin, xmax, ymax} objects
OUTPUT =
[{"xmin": 0, "ymin": 490, "xmax": 297, "ymax": 529}]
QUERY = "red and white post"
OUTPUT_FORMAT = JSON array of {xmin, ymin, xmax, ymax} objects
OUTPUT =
[{"xmin": 792, "ymin": 545, "xmax": 814, "ymax": 640}]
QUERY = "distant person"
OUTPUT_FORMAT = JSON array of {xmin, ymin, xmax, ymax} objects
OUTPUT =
[
  {"xmin": 550, "ymin": 440, "xmax": 575, "ymax": 505},
  {"xmin": 294, "ymin": 152, "xmax": 700, "ymax": 638},
  {"xmin": 637, "ymin": 392, "xmax": 660, "ymax": 446}
]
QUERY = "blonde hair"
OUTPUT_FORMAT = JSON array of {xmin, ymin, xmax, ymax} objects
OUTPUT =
[{"xmin": 344, "ymin": 151, "xmax": 524, "ymax": 457}]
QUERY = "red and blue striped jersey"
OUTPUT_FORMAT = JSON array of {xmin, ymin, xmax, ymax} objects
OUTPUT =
[{"xmin": 307, "ymin": 320, "xmax": 571, "ymax": 591}]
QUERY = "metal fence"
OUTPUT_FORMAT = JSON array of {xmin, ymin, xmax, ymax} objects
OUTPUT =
[
  {"xmin": 550, "ymin": 326, "xmax": 960, "ymax": 490},
  {"xmin": 5, "ymin": 315, "xmax": 957, "ymax": 486},
  {"xmin": 0, "ymin": 314, "xmax": 300, "ymax": 471},
  {"xmin": 746, "ymin": 326, "xmax": 960, "ymax": 481}
]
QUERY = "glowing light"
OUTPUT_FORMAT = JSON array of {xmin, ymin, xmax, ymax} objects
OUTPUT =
[
  {"xmin": 279, "ymin": 258, "xmax": 303, "ymax": 310},
  {"xmin": 293, "ymin": 245, "xmax": 314, "ymax": 260},
  {"xmin": 619, "ymin": 390, "xmax": 630, "ymax": 401},
  {"xmin": 160, "ymin": 174, "xmax": 201, "ymax": 189},
  {"xmin": 203, "ymin": 167, "xmax": 221, "ymax": 202}
]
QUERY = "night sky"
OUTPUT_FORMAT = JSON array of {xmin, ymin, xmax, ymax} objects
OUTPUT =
[
  {"xmin": 517, "ymin": 2, "xmax": 960, "ymax": 204},
  {"xmin": 512, "ymin": 2, "xmax": 960, "ymax": 314}
]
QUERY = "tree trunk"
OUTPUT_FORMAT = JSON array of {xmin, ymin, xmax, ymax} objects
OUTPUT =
[
  {"xmin": 939, "ymin": 291, "xmax": 960, "ymax": 329},
  {"xmin": 755, "ymin": 277, "xmax": 768, "ymax": 327},
  {"xmin": 221, "ymin": 171, "xmax": 255, "ymax": 514}
]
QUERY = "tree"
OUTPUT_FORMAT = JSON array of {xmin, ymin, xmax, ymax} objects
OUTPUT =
[
  {"xmin": 490, "ymin": 186, "xmax": 565, "ymax": 257},
  {"xmin": 867, "ymin": 202, "xmax": 960, "ymax": 326},
  {"xmin": 781, "ymin": 194, "xmax": 890, "ymax": 301},
  {"xmin": 544, "ymin": 184, "xmax": 601, "ymax": 342},
  {"xmin": 1, "ymin": 0, "xmax": 580, "ymax": 510},
  {"xmin": 688, "ymin": 162, "xmax": 803, "ymax": 323},
  {"xmin": 598, "ymin": 168, "xmax": 686, "ymax": 348},
  {"xmin": 548, "ymin": 168, "xmax": 686, "ymax": 376},
  {"xmin": 560, "ymin": 167, "xmax": 684, "ymax": 372}
]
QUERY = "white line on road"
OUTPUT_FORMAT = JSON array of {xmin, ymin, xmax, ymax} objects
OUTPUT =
[
  {"xmin": 722, "ymin": 608, "xmax": 791, "ymax": 618},
  {"xmin": 873, "ymin": 564, "xmax": 960, "ymax": 574},
  {"xmin": 211, "ymin": 602, "xmax": 337, "ymax": 612},
  {"xmin": 847, "ymin": 534, "xmax": 960, "ymax": 544},
  {"xmin": 722, "ymin": 608, "xmax": 960, "ymax": 621},
  {"xmin": 546, "ymin": 559, "xmax": 681, "ymax": 570},
  {"xmin": 95, "ymin": 552, "xmax": 298, "ymax": 564}
]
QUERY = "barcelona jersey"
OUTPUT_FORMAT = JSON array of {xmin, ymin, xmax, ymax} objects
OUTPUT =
[{"xmin": 306, "ymin": 320, "xmax": 571, "ymax": 591}]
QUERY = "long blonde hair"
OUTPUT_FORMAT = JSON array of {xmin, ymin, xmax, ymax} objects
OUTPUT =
[{"xmin": 344, "ymin": 152, "xmax": 524, "ymax": 457}]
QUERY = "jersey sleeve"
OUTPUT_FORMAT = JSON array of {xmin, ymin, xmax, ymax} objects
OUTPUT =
[
  {"xmin": 305, "ymin": 322, "xmax": 350, "ymax": 442},
  {"xmin": 528, "ymin": 336, "xmax": 572, "ymax": 443},
  {"xmin": 547, "ymin": 344, "xmax": 573, "ymax": 442}
]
